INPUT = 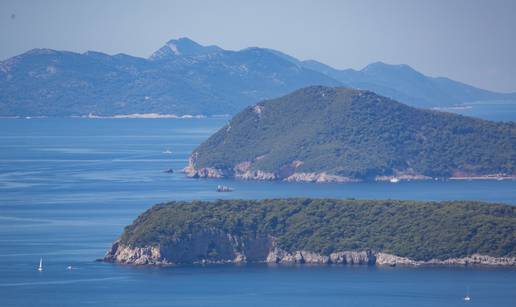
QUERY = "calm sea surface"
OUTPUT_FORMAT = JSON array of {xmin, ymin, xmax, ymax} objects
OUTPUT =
[
  {"xmin": 0, "ymin": 118, "xmax": 515, "ymax": 307},
  {"xmin": 436, "ymin": 100, "xmax": 516, "ymax": 122}
]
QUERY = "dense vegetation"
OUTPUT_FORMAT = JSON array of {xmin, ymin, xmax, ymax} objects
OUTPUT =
[
  {"xmin": 119, "ymin": 198, "xmax": 516, "ymax": 261},
  {"xmin": 192, "ymin": 86, "xmax": 516, "ymax": 179}
]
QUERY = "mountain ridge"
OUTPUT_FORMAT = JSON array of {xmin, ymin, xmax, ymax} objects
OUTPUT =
[{"xmin": 1, "ymin": 37, "xmax": 515, "ymax": 117}]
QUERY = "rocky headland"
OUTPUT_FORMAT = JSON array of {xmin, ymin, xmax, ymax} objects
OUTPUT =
[
  {"xmin": 105, "ymin": 238, "xmax": 516, "ymax": 267},
  {"xmin": 104, "ymin": 199, "xmax": 516, "ymax": 267}
]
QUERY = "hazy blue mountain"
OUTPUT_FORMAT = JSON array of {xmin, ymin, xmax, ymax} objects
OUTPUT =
[
  {"xmin": 0, "ymin": 37, "xmax": 514, "ymax": 116},
  {"xmin": 0, "ymin": 38, "xmax": 339, "ymax": 116},
  {"xmin": 149, "ymin": 37, "xmax": 224, "ymax": 60},
  {"xmin": 299, "ymin": 60, "xmax": 516, "ymax": 108}
]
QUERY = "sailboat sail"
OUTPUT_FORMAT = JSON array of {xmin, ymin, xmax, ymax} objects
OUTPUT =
[{"xmin": 38, "ymin": 258, "xmax": 43, "ymax": 271}]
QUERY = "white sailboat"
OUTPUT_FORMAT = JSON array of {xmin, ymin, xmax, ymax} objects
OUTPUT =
[
  {"xmin": 37, "ymin": 258, "xmax": 43, "ymax": 271},
  {"xmin": 464, "ymin": 287, "xmax": 471, "ymax": 301}
]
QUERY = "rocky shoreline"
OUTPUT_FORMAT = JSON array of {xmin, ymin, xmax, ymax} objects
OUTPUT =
[
  {"xmin": 184, "ymin": 156, "xmax": 363, "ymax": 183},
  {"xmin": 183, "ymin": 158, "xmax": 516, "ymax": 183},
  {"xmin": 104, "ymin": 240, "xmax": 516, "ymax": 267}
]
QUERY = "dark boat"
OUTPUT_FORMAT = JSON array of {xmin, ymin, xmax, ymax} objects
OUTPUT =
[{"xmin": 216, "ymin": 185, "xmax": 233, "ymax": 192}]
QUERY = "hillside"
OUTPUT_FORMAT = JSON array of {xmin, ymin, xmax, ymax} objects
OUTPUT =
[
  {"xmin": 185, "ymin": 86, "xmax": 516, "ymax": 182},
  {"xmin": 105, "ymin": 198, "xmax": 516, "ymax": 265},
  {"xmin": 1, "ymin": 37, "xmax": 514, "ymax": 117}
]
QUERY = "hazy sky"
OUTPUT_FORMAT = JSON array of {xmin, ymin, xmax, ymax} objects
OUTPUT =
[{"xmin": 1, "ymin": 0, "xmax": 515, "ymax": 92}]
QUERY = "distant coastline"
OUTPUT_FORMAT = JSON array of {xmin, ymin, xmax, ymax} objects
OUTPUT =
[
  {"xmin": 77, "ymin": 113, "xmax": 208, "ymax": 119},
  {"xmin": 184, "ymin": 164, "xmax": 516, "ymax": 183},
  {"xmin": 0, "ymin": 113, "xmax": 231, "ymax": 119}
]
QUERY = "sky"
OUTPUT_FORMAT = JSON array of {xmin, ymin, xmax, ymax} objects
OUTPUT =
[{"xmin": 1, "ymin": 0, "xmax": 515, "ymax": 92}]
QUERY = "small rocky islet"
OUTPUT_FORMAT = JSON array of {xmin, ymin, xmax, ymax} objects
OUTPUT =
[{"xmin": 104, "ymin": 198, "xmax": 516, "ymax": 267}]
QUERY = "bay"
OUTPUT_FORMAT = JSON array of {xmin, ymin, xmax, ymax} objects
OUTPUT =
[{"xmin": 0, "ymin": 118, "xmax": 515, "ymax": 307}]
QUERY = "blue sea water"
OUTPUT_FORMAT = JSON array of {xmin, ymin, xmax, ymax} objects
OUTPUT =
[
  {"xmin": 0, "ymin": 118, "xmax": 515, "ymax": 307},
  {"xmin": 438, "ymin": 100, "xmax": 516, "ymax": 122}
]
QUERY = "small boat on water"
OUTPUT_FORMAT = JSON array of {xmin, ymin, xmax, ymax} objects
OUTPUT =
[
  {"xmin": 464, "ymin": 287, "xmax": 471, "ymax": 301},
  {"xmin": 37, "ymin": 258, "xmax": 43, "ymax": 271},
  {"xmin": 163, "ymin": 149, "xmax": 173, "ymax": 154},
  {"xmin": 163, "ymin": 168, "xmax": 174, "ymax": 174},
  {"xmin": 217, "ymin": 185, "xmax": 233, "ymax": 192},
  {"xmin": 67, "ymin": 265, "xmax": 73, "ymax": 270}
]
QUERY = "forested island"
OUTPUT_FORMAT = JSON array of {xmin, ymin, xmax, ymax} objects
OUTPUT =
[
  {"xmin": 105, "ymin": 198, "xmax": 516, "ymax": 266},
  {"xmin": 185, "ymin": 86, "xmax": 516, "ymax": 182}
]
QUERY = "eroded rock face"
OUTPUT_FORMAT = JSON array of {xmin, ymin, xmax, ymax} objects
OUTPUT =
[
  {"xmin": 235, "ymin": 170, "xmax": 277, "ymax": 181},
  {"xmin": 183, "ymin": 156, "xmax": 278, "ymax": 181},
  {"xmin": 183, "ymin": 154, "xmax": 233, "ymax": 179},
  {"xmin": 285, "ymin": 172, "xmax": 357, "ymax": 183},
  {"xmin": 374, "ymin": 175, "xmax": 432, "ymax": 182},
  {"xmin": 183, "ymin": 157, "xmax": 228, "ymax": 178},
  {"xmin": 104, "ymin": 241, "xmax": 164, "ymax": 265},
  {"xmin": 266, "ymin": 248, "xmax": 375, "ymax": 264},
  {"xmin": 329, "ymin": 251, "xmax": 376, "ymax": 264},
  {"xmin": 158, "ymin": 230, "xmax": 241, "ymax": 264},
  {"xmin": 184, "ymin": 155, "xmax": 358, "ymax": 183},
  {"xmin": 105, "ymin": 231, "xmax": 273, "ymax": 265},
  {"xmin": 375, "ymin": 252, "xmax": 419, "ymax": 266},
  {"xmin": 104, "ymin": 234, "xmax": 516, "ymax": 267},
  {"xmin": 375, "ymin": 253, "xmax": 516, "ymax": 266},
  {"xmin": 374, "ymin": 169, "xmax": 433, "ymax": 182},
  {"xmin": 426, "ymin": 254, "xmax": 516, "ymax": 266}
]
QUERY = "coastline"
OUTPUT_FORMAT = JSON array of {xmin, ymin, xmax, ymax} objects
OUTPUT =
[
  {"xmin": 0, "ymin": 113, "xmax": 231, "ymax": 119},
  {"xmin": 184, "ymin": 162, "xmax": 516, "ymax": 183},
  {"xmin": 104, "ymin": 241, "xmax": 516, "ymax": 267},
  {"xmin": 77, "ymin": 113, "xmax": 208, "ymax": 119}
]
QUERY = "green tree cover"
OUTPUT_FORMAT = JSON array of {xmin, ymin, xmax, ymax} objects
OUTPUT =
[
  {"xmin": 120, "ymin": 198, "xmax": 516, "ymax": 261},
  {"xmin": 192, "ymin": 86, "xmax": 515, "ymax": 179}
]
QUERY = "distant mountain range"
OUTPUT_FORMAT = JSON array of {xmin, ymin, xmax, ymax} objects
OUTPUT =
[
  {"xmin": 1, "ymin": 37, "xmax": 515, "ymax": 117},
  {"xmin": 185, "ymin": 86, "xmax": 516, "ymax": 182}
]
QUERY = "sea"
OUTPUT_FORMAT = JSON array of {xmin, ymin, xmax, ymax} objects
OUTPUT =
[{"xmin": 0, "ymin": 118, "xmax": 515, "ymax": 307}]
